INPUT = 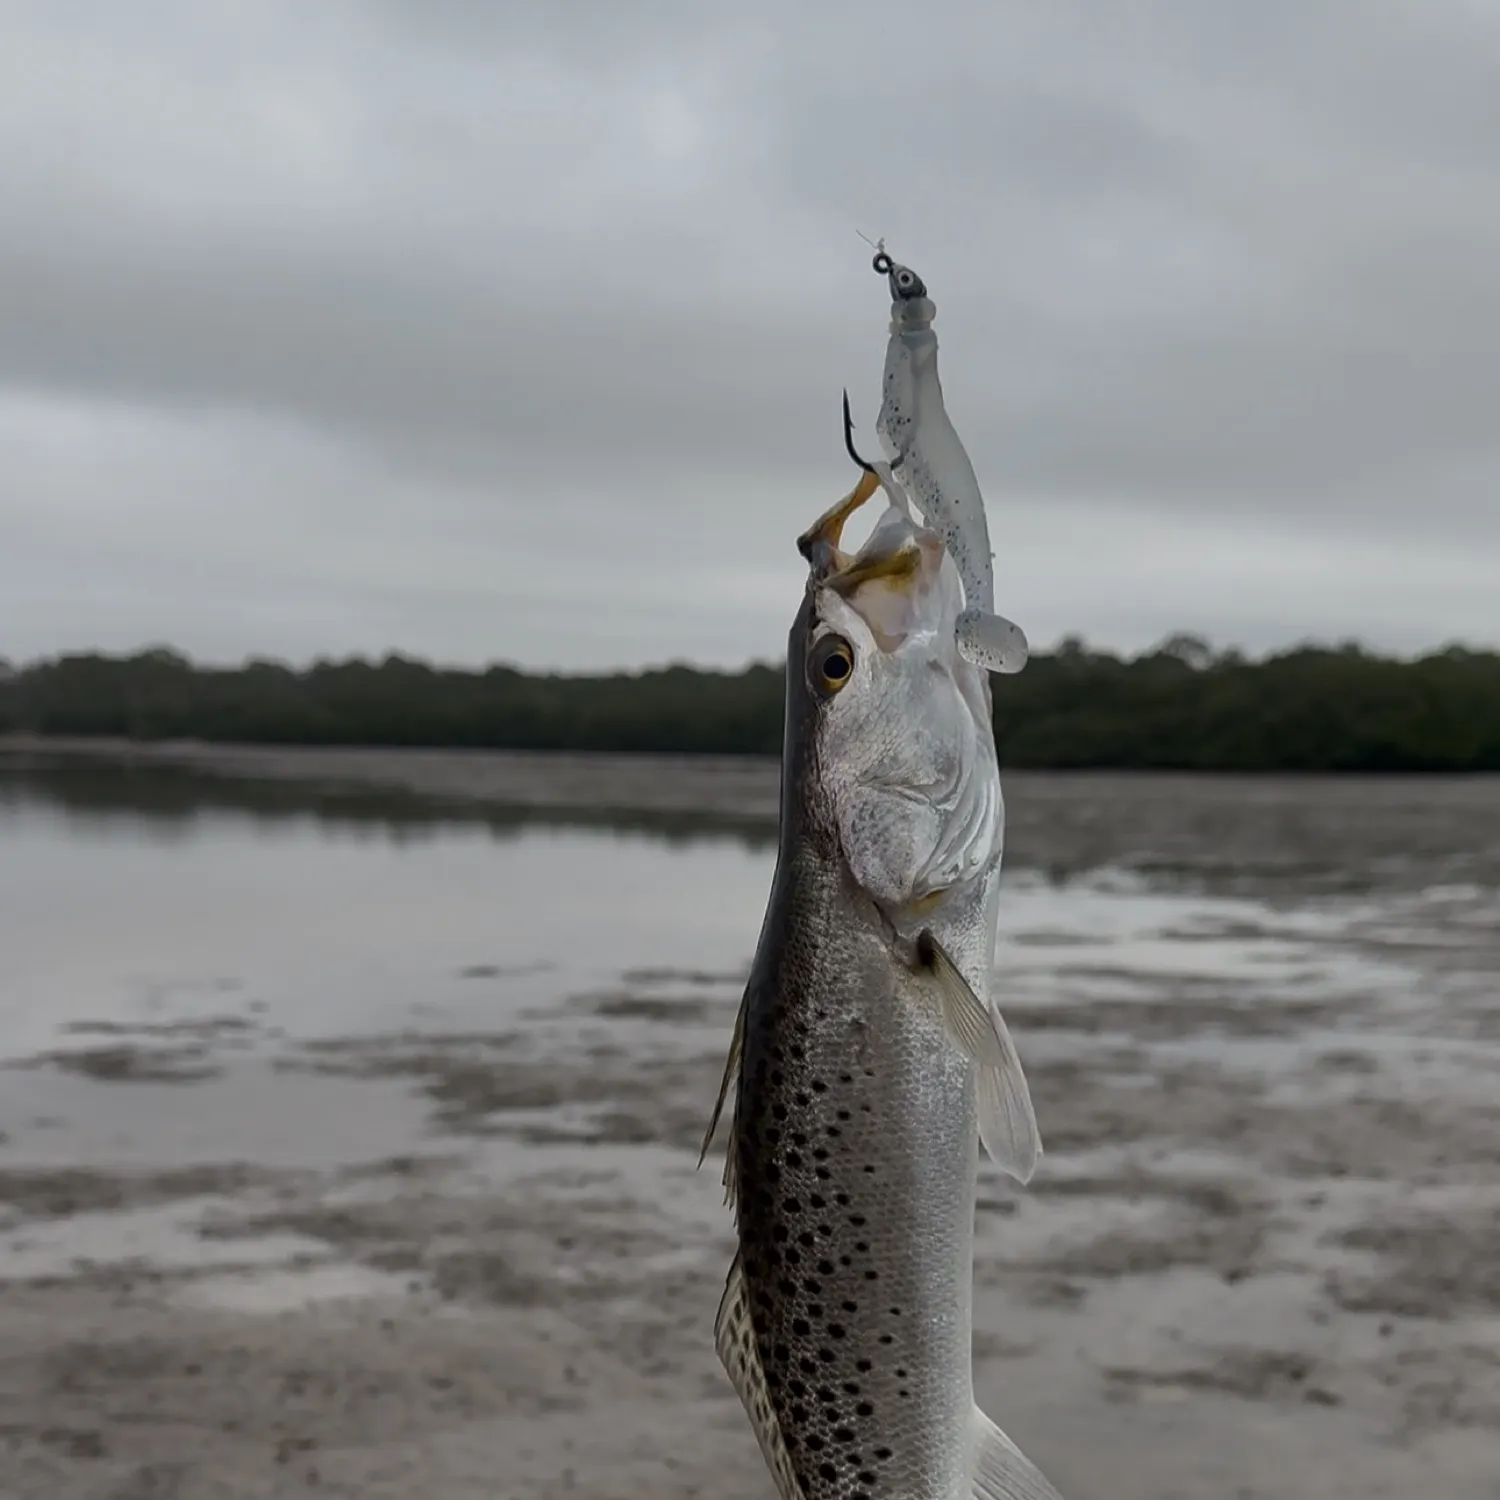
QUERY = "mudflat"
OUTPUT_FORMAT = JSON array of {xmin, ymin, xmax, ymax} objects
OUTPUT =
[{"xmin": 1, "ymin": 745, "xmax": 1498, "ymax": 1498}]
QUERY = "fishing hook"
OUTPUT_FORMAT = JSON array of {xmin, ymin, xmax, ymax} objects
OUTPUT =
[{"xmin": 842, "ymin": 389, "xmax": 876, "ymax": 474}]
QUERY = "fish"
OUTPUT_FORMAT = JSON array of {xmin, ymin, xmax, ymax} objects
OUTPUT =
[
  {"xmin": 700, "ymin": 460, "xmax": 1061, "ymax": 1500},
  {"xmin": 870, "ymin": 250, "xmax": 1028, "ymax": 678}
]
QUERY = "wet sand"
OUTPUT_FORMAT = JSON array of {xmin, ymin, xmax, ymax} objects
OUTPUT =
[{"xmin": 2, "ymin": 747, "xmax": 1499, "ymax": 1498}]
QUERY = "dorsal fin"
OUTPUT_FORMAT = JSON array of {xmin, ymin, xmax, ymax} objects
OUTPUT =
[
  {"xmin": 698, "ymin": 988, "xmax": 747, "ymax": 1208},
  {"xmin": 714, "ymin": 1253, "xmax": 807, "ymax": 1500}
]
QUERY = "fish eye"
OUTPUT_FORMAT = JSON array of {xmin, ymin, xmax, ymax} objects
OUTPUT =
[
  {"xmin": 815, "ymin": 637, "xmax": 855, "ymax": 694},
  {"xmin": 896, "ymin": 269, "xmax": 915, "ymax": 288}
]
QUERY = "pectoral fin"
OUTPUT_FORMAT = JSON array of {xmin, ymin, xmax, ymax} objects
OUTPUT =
[{"xmin": 912, "ymin": 929, "xmax": 1042, "ymax": 1184}]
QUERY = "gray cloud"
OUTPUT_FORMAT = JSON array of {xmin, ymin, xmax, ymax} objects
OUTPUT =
[{"xmin": 1, "ymin": 0, "xmax": 1498, "ymax": 669}]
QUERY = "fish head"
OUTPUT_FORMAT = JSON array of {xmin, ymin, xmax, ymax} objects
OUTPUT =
[{"xmin": 792, "ymin": 501, "xmax": 1001, "ymax": 916}]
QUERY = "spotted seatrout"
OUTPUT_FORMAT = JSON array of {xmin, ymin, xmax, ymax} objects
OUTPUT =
[{"xmin": 701, "ymin": 460, "xmax": 1062, "ymax": 1500}]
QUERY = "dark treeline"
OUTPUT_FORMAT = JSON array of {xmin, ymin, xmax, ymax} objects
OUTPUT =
[{"xmin": 2, "ymin": 635, "xmax": 1500, "ymax": 771}]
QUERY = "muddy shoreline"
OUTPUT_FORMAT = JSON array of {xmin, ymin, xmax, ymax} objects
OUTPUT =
[
  {"xmin": 2, "ymin": 752, "xmax": 1499, "ymax": 1497},
  {"xmin": 8, "ymin": 734, "xmax": 1500, "ymax": 891}
]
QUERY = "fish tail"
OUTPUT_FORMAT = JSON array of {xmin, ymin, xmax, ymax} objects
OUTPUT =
[{"xmin": 970, "ymin": 1405, "xmax": 1065, "ymax": 1500}]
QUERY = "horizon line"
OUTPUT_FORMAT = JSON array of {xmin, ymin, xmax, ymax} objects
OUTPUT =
[{"xmin": 4, "ymin": 632, "xmax": 1499, "ymax": 679}]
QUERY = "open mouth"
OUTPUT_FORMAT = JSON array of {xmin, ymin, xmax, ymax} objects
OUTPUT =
[{"xmin": 797, "ymin": 472, "xmax": 948, "ymax": 652}]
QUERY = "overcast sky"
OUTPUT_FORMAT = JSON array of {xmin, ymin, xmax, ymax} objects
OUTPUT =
[{"xmin": 2, "ymin": 1, "xmax": 1498, "ymax": 671}]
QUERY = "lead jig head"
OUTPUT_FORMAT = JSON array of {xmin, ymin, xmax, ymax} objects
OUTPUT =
[{"xmin": 871, "ymin": 249, "xmax": 927, "ymax": 302}]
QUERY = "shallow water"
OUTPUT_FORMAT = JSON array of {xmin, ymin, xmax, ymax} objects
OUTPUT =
[
  {"xmin": 2, "ymin": 757, "xmax": 1496, "ymax": 1190},
  {"xmin": 2, "ymin": 755, "xmax": 1499, "ymax": 1498}
]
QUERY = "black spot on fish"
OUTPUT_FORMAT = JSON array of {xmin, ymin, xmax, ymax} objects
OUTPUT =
[
  {"xmin": 792, "ymin": 1318, "xmax": 810, "ymax": 1336},
  {"xmin": 829, "ymin": 1324, "xmax": 846, "ymax": 1339},
  {"xmin": 817, "ymin": 1385, "xmax": 836, "ymax": 1405},
  {"xmin": 788, "ymin": 1379, "xmax": 806, "ymax": 1398},
  {"xmin": 818, "ymin": 1463, "xmax": 837, "ymax": 1482},
  {"xmin": 809, "ymin": 1193, "xmax": 826, "ymax": 1209},
  {"xmin": 879, "ymin": 1334, "xmax": 893, "ymax": 1346},
  {"xmin": 815, "ymin": 1167, "xmax": 831, "ymax": 1181},
  {"xmin": 802, "ymin": 1278, "xmax": 821, "ymax": 1295},
  {"xmin": 783, "ymin": 1198, "xmax": 802, "ymax": 1215},
  {"xmin": 826, "ymin": 1126, "xmax": 842, "ymax": 1139},
  {"xmin": 841, "ymin": 1300, "xmax": 857, "ymax": 1313},
  {"xmin": 862, "ymin": 1165, "xmax": 876, "ymax": 1175},
  {"xmin": 838, "ymin": 1072, "xmax": 852, "ymax": 1083},
  {"xmin": 792, "ymin": 1131, "xmax": 808, "ymax": 1148},
  {"xmin": 837, "ymin": 1109, "xmax": 851, "ymax": 1122},
  {"xmin": 859, "ymin": 1471, "xmax": 877, "ymax": 1485},
  {"xmin": 855, "ymin": 1359, "xmax": 872, "ymax": 1373},
  {"xmin": 784, "ymin": 1247, "xmax": 802, "ymax": 1266},
  {"xmin": 808, "ymin": 1304, "xmax": 824, "ymax": 1319},
  {"xmin": 850, "ymin": 1214, "xmax": 867, "ymax": 1227},
  {"xmin": 895, "ymin": 1368, "xmax": 907, "ymax": 1378},
  {"xmin": 856, "ymin": 1401, "xmax": 874, "ymax": 1417},
  {"xmin": 855, "ymin": 1241, "xmax": 869, "ymax": 1254},
  {"xmin": 786, "ymin": 1152, "xmax": 804, "ymax": 1169},
  {"xmin": 772, "ymin": 1103, "xmax": 788, "ymax": 1122},
  {"xmin": 795, "ymin": 1409, "xmax": 812, "ymax": 1430},
  {"xmin": 772, "ymin": 1225, "xmax": 788, "ymax": 1243},
  {"xmin": 798, "ymin": 1231, "xmax": 815, "ymax": 1249},
  {"xmin": 875, "ymin": 1446, "xmax": 892, "ymax": 1460},
  {"xmin": 889, "ymin": 1308, "xmax": 901, "ymax": 1318},
  {"xmin": 819, "ymin": 1347, "xmax": 836, "ymax": 1363},
  {"xmin": 835, "ymin": 1193, "xmax": 850, "ymax": 1207},
  {"xmin": 811, "ymin": 1079, "xmax": 827, "ymax": 1093},
  {"xmin": 817, "ymin": 1260, "xmax": 835, "ymax": 1276},
  {"xmin": 835, "ymin": 1427, "xmax": 855, "ymax": 1443},
  {"xmin": 800, "ymin": 1357, "xmax": 816, "ymax": 1375}
]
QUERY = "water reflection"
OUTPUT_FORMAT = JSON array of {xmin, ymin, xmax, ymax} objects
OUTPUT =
[{"xmin": 0, "ymin": 753, "xmax": 777, "ymax": 851}]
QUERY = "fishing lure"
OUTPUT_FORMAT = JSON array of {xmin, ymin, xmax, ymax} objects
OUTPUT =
[{"xmin": 852, "ymin": 248, "xmax": 1029, "ymax": 675}]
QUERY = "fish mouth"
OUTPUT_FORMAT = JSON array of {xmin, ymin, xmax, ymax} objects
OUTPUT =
[
  {"xmin": 796, "ymin": 469, "xmax": 928, "ymax": 593},
  {"xmin": 796, "ymin": 467, "xmax": 881, "ymax": 581},
  {"xmin": 798, "ymin": 476, "xmax": 948, "ymax": 653}
]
